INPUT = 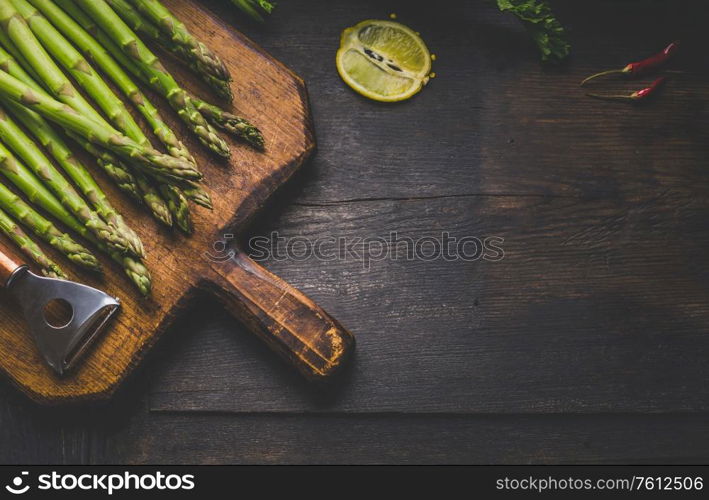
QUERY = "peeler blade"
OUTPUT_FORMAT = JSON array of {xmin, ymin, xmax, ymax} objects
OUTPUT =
[{"xmin": 6, "ymin": 268, "xmax": 120, "ymax": 376}]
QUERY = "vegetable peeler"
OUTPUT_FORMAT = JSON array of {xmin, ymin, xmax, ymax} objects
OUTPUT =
[{"xmin": 0, "ymin": 241, "xmax": 120, "ymax": 376}]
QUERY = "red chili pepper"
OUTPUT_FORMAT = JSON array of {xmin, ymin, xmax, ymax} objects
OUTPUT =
[
  {"xmin": 586, "ymin": 76, "xmax": 667, "ymax": 102},
  {"xmin": 581, "ymin": 41, "xmax": 680, "ymax": 85}
]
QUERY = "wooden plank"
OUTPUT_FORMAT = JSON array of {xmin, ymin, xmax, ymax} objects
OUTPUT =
[
  {"xmin": 149, "ymin": 192, "xmax": 709, "ymax": 413},
  {"xmin": 95, "ymin": 411, "xmax": 709, "ymax": 464},
  {"xmin": 0, "ymin": 384, "xmax": 88, "ymax": 464},
  {"xmin": 5, "ymin": 366, "xmax": 708, "ymax": 465}
]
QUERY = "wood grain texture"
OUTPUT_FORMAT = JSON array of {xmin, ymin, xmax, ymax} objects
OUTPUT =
[
  {"xmin": 0, "ymin": 0, "xmax": 353, "ymax": 403},
  {"xmin": 2, "ymin": 379, "xmax": 709, "ymax": 465},
  {"xmin": 205, "ymin": 249, "xmax": 354, "ymax": 380},
  {"xmin": 149, "ymin": 193, "xmax": 709, "ymax": 413},
  {"xmin": 148, "ymin": 0, "xmax": 709, "ymax": 414},
  {"xmin": 97, "ymin": 413, "xmax": 709, "ymax": 465},
  {"xmin": 1, "ymin": 0, "xmax": 709, "ymax": 465}
]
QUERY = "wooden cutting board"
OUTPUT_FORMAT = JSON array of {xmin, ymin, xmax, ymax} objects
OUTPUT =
[{"xmin": 0, "ymin": 0, "xmax": 354, "ymax": 404}]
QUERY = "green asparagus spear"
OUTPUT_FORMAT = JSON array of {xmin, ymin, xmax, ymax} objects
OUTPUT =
[
  {"xmin": 230, "ymin": 0, "xmax": 264, "ymax": 23},
  {"xmin": 189, "ymin": 96, "xmax": 264, "ymax": 149},
  {"xmin": 4, "ymin": 25, "xmax": 145, "ymax": 207},
  {"xmin": 0, "ymin": 179, "xmax": 99, "ymax": 271},
  {"xmin": 67, "ymin": 129, "xmax": 173, "ymax": 230},
  {"xmin": 0, "ymin": 0, "xmax": 200, "ymax": 182},
  {"xmin": 134, "ymin": 173, "xmax": 172, "ymax": 227},
  {"xmin": 65, "ymin": 134, "xmax": 140, "ymax": 205},
  {"xmin": 1, "ymin": 0, "xmax": 99, "ymax": 126},
  {"xmin": 1, "ymin": 175, "xmax": 149, "ymax": 293},
  {"xmin": 255, "ymin": 0, "xmax": 275, "ymax": 15},
  {"xmin": 159, "ymin": 183, "xmax": 191, "ymax": 233},
  {"xmin": 15, "ymin": 0, "xmax": 147, "ymax": 158},
  {"xmin": 114, "ymin": 252, "xmax": 151, "ymax": 296},
  {"xmin": 68, "ymin": 130, "xmax": 173, "ymax": 229},
  {"xmin": 0, "ymin": 71, "xmax": 201, "ymax": 183},
  {"xmin": 64, "ymin": 131, "xmax": 140, "ymax": 202},
  {"xmin": 231, "ymin": 0, "xmax": 275, "ymax": 23},
  {"xmin": 71, "ymin": 0, "xmax": 230, "ymax": 158},
  {"xmin": 0, "ymin": 21, "xmax": 40, "ymax": 83},
  {"xmin": 49, "ymin": 5, "xmax": 261, "ymax": 152},
  {"xmin": 13, "ymin": 0, "xmax": 186, "ymax": 226},
  {"xmin": 0, "ymin": 144, "xmax": 151, "ymax": 293},
  {"xmin": 3, "ymin": 1, "xmax": 200, "ymax": 231},
  {"xmin": 0, "ymin": 207, "xmax": 66, "ymax": 278},
  {"xmin": 107, "ymin": 0, "xmax": 232, "ymax": 100},
  {"xmin": 127, "ymin": 0, "xmax": 230, "ymax": 81},
  {"xmin": 23, "ymin": 0, "xmax": 193, "ymax": 230},
  {"xmin": 230, "ymin": 0, "xmax": 275, "ymax": 23},
  {"xmin": 112, "ymin": 0, "xmax": 232, "ymax": 99},
  {"xmin": 0, "ymin": 33, "xmax": 146, "ymax": 250},
  {"xmin": 181, "ymin": 181, "xmax": 212, "ymax": 210},
  {"xmin": 0, "ymin": 103, "xmax": 139, "ymax": 257},
  {"xmin": 105, "ymin": 0, "xmax": 163, "ymax": 46},
  {"xmin": 30, "ymin": 0, "xmax": 213, "ymax": 222},
  {"xmin": 28, "ymin": 0, "xmax": 195, "ymax": 165},
  {"xmin": 5, "ymin": 107, "xmax": 145, "ymax": 258},
  {"xmin": 21, "ymin": 0, "xmax": 189, "ymax": 230},
  {"xmin": 2, "ymin": 180, "xmax": 150, "ymax": 295}
]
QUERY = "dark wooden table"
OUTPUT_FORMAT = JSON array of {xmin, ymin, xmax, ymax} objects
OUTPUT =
[{"xmin": 2, "ymin": 0, "xmax": 709, "ymax": 464}]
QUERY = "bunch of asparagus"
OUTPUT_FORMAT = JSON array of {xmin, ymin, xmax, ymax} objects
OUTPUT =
[{"xmin": 0, "ymin": 0, "xmax": 264, "ymax": 296}]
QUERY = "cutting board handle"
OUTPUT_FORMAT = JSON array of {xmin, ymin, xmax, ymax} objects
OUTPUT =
[{"xmin": 205, "ymin": 247, "xmax": 355, "ymax": 380}]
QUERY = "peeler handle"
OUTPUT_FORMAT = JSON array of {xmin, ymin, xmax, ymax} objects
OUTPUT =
[
  {"xmin": 203, "ymin": 246, "xmax": 355, "ymax": 381},
  {"xmin": 0, "ymin": 237, "xmax": 23, "ymax": 287}
]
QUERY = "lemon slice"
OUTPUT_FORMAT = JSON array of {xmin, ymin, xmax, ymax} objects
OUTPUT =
[{"xmin": 336, "ymin": 20, "xmax": 432, "ymax": 102}]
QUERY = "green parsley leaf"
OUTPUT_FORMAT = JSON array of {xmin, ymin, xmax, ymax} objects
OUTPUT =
[{"xmin": 496, "ymin": 0, "xmax": 570, "ymax": 63}]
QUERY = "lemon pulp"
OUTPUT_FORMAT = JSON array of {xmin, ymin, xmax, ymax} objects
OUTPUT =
[{"xmin": 336, "ymin": 20, "xmax": 432, "ymax": 102}]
